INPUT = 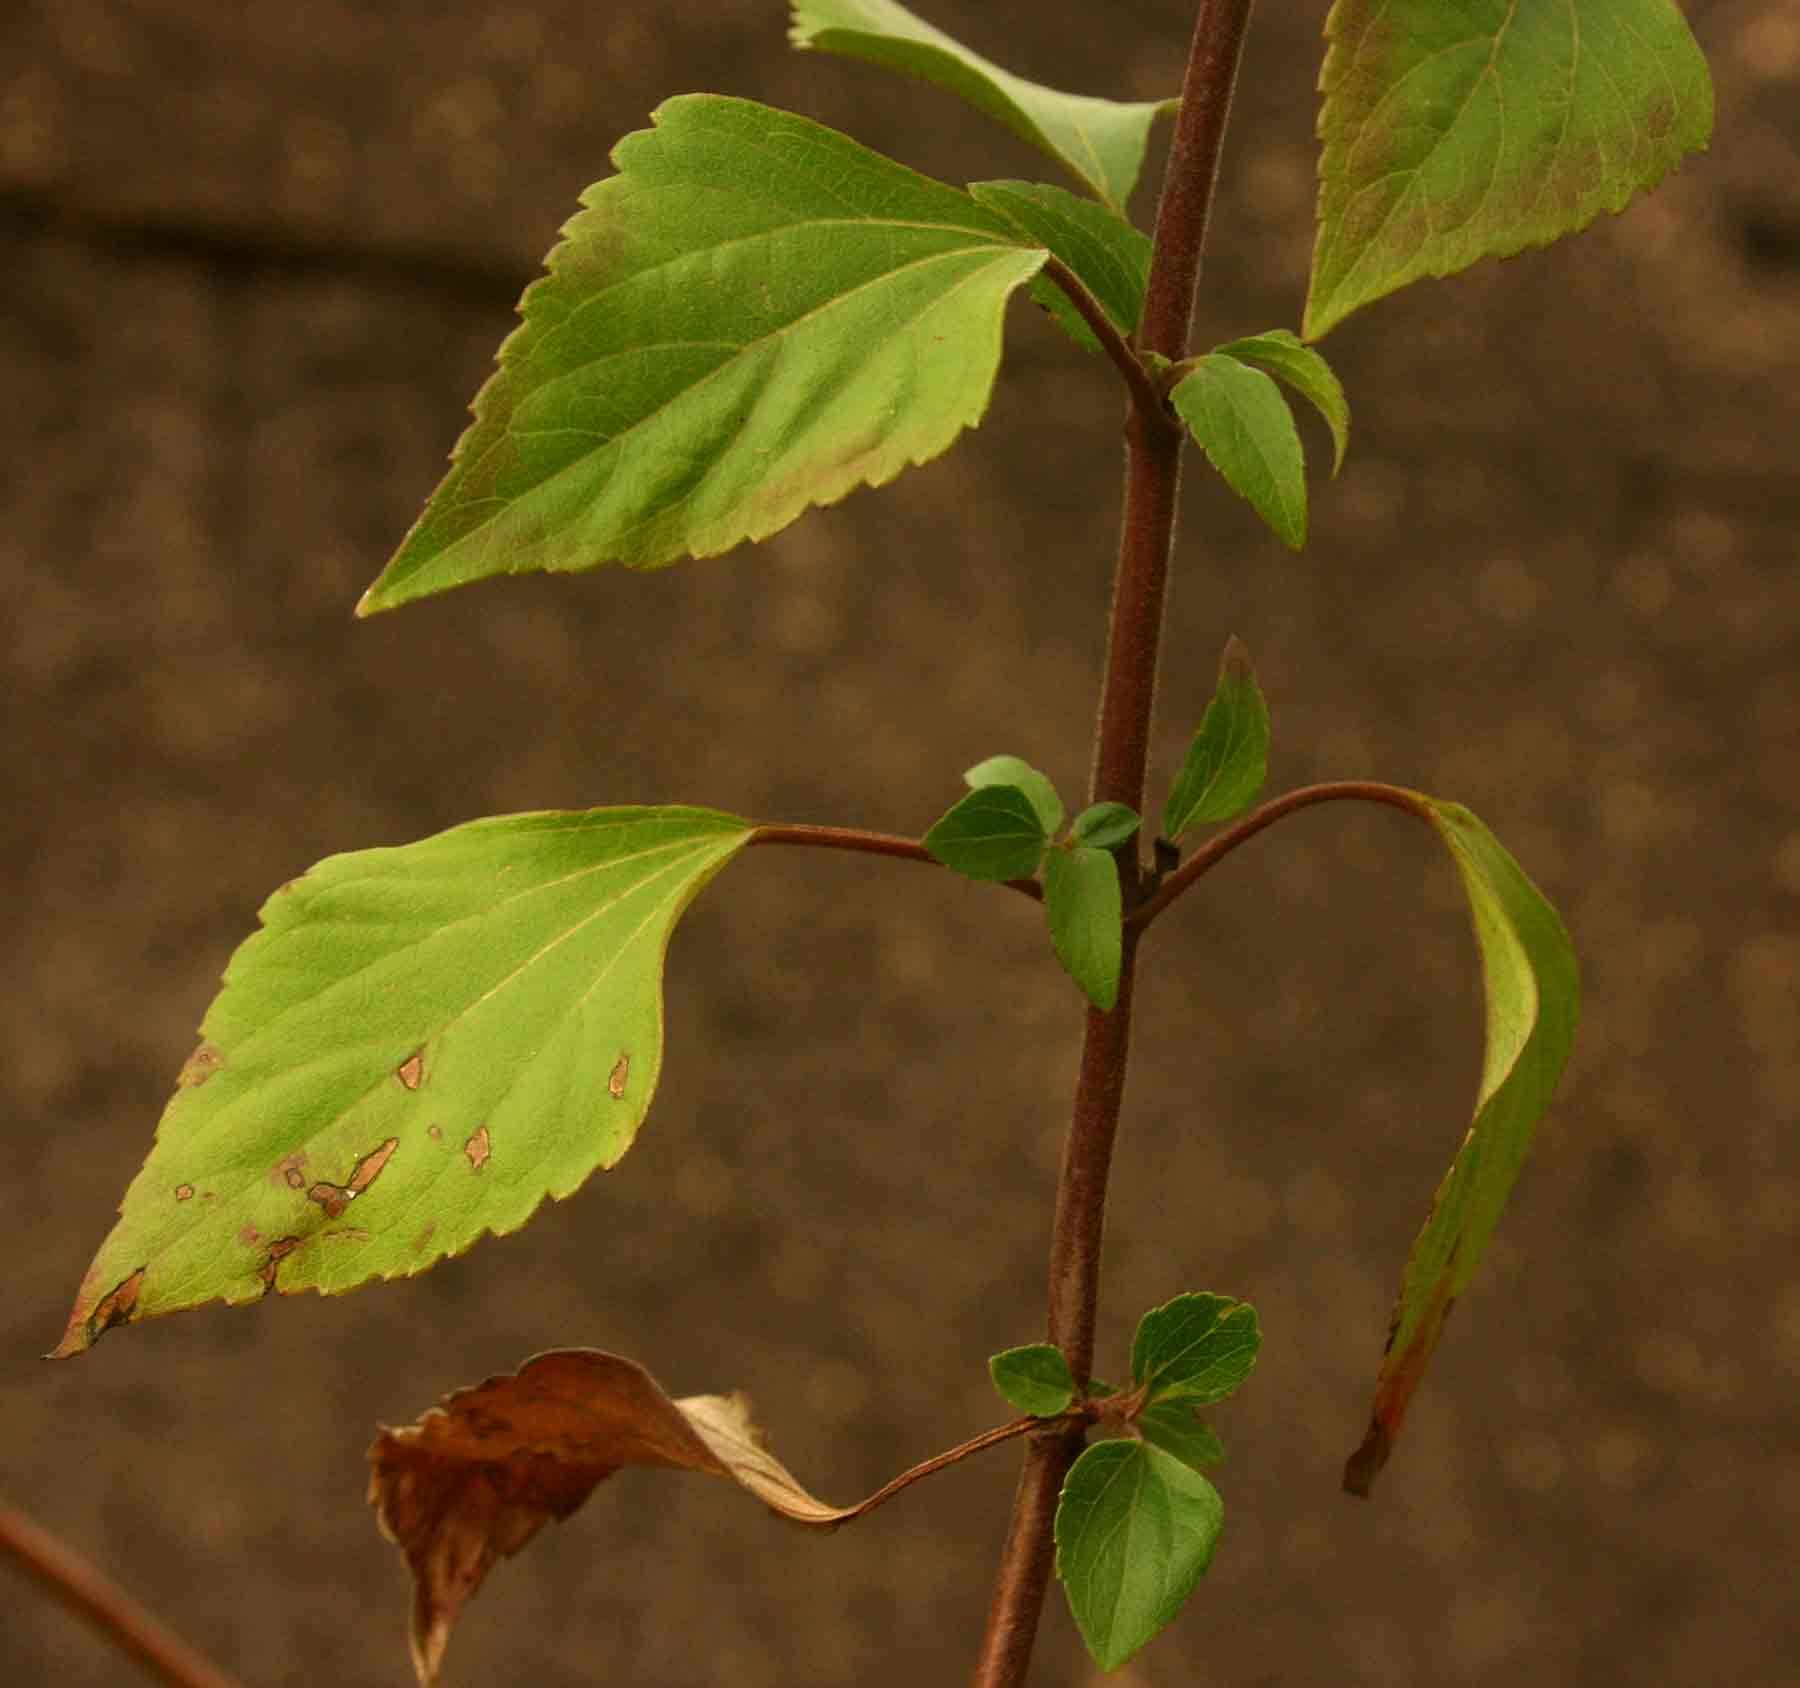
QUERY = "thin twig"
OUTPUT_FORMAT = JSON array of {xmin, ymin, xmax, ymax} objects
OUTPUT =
[
  {"xmin": 0, "ymin": 1500, "xmax": 243, "ymax": 1688},
  {"xmin": 1130, "ymin": 781, "xmax": 1428, "ymax": 930},
  {"xmin": 828, "ymin": 1417, "xmax": 1043, "ymax": 1526},
  {"xmin": 1038, "ymin": 255, "xmax": 1167, "ymax": 420},
  {"xmin": 748, "ymin": 822, "xmax": 1044, "ymax": 902}
]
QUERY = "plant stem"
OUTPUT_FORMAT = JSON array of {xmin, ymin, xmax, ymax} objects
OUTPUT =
[
  {"xmin": 972, "ymin": 4, "xmax": 1256, "ymax": 1684},
  {"xmin": 749, "ymin": 823, "xmax": 1044, "ymax": 902},
  {"xmin": 0, "ymin": 1501, "xmax": 242, "ymax": 1688}
]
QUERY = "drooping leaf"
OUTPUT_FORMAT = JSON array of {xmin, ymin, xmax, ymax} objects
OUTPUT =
[
  {"xmin": 1162, "ymin": 636, "xmax": 1271, "ymax": 839},
  {"xmin": 923, "ymin": 784, "xmax": 1050, "ymax": 883},
  {"xmin": 1044, "ymin": 842, "xmax": 1123, "ymax": 1011},
  {"xmin": 1137, "ymin": 1399, "xmax": 1226, "ymax": 1474},
  {"xmin": 369, "ymin": 1349, "xmax": 867, "ymax": 1684},
  {"xmin": 1130, "ymin": 1292, "xmax": 1261, "ymax": 1406},
  {"xmin": 1055, "ymin": 1439, "xmax": 1225, "ymax": 1671},
  {"xmin": 359, "ymin": 96, "xmax": 1047, "ymax": 614},
  {"xmin": 1070, "ymin": 801, "xmax": 1141, "ymax": 852},
  {"xmin": 968, "ymin": 180, "xmax": 1151, "ymax": 354},
  {"xmin": 52, "ymin": 808, "xmax": 753, "ymax": 1355},
  {"xmin": 1306, "ymin": 0, "xmax": 1715, "ymax": 338},
  {"xmin": 989, "ymin": 1343, "xmax": 1077, "ymax": 1417},
  {"xmin": 790, "ymin": 0, "xmax": 1177, "ymax": 213},
  {"xmin": 963, "ymin": 753, "xmax": 1065, "ymax": 837},
  {"xmin": 1212, "ymin": 330, "xmax": 1350, "ymax": 473},
  {"xmin": 1169, "ymin": 355, "xmax": 1308, "ymax": 549},
  {"xmin": 1344, "ymin": 798, "xmax": 1579, "ymax": 1494}
]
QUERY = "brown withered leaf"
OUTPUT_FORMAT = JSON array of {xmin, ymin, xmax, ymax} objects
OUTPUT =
[{"xmin": 368, "ymin": 1348, "xmax": 862, "ymax": 1684}]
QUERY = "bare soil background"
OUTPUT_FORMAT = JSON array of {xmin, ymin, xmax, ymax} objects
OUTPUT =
[{"xmin": 3, "ymin": 3, "xmax": 1797, "ymax": 1684}]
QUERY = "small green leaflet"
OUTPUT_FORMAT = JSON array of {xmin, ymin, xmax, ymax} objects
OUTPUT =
[
  {"xmin": 968, "ymin": 181, "xmax": 1151, "ymax": 355},
  {"xmin": 1345, "ymin": 797, "xmax": 1579, "ymax": 1494},
  {"xmin": 1044, "ymin": 843, "xmax": 1122, "ymax": 1012},
  {"xmin": 359, "ymin": 97, "xmax": 1048, "ymax": 614},
  {"xmin": 1055, "ymin": 1439, "xmax": 1225, "ymax": 1671},
  {"xmin": 1070, "ymin": 802, "xmax": 1140, "ymax": 852},
  {"xmin": 1130, "ymin": 1293, "xmax": 1261, "ymax": 1406},
  {"xmin": 1162, "ymin": 637, "xmax": 1270, "ymax": 839},
  {"xmin": 1137, "ymin": 1399, "xmax": 1226, "ymax": 1474},
  {"xmin": 1212, "ymin": 331, "xmax": 1349, "ymax": 474},
  {"xmin": 790, "ymin": 0, "xmax": 1177, "ymax": 214},
  {"xmin": 1306, "ymin": 0, "xmax": 1714, "ymax": 338},
  {"xmin": 989, "ymin": 1343, "xmax": 1077, "ymax": 1417},
  {"xmin": 53, "ymin": 808, "xmax": 753, "ymax": 1356},
  {"xmin": 1169, "ymin": 355, "xmax": 1308, "ymax": 549},
  {"xmin": 963, "ymin": 753, "xmax": 1064, "ymax": 837},
  {"xmin": 923, "ymin": 785, "xmax": 1048, "ymax": 883}
]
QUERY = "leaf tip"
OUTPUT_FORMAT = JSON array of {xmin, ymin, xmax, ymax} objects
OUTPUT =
[{"xmin": 1341, "ymin": 1416, "xmax": 1388, "ymax": 1498}]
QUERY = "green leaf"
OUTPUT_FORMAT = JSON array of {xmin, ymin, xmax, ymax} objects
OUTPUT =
[
  {"xmin": 52, "ymin": 808, "xmax": 754, "ymax": 1356},
  {"xmin": 1162, "ymin": 636, "xmax": 1271, "ymax": 839},
  {"xmin": 968, "ymin": 180, "xmax": 1151, "ymax": 354},
  {"xmin": 1137, "ymin": 1400, "xmax": 1226, "ymax": 1473},
  {"xmin": 1130, "ymin": 1293, "xmax": 1261, "ymax": 1406},
  {"xmin": 359, "ymin": 96, "xmax": 1047, "ymax": 615},
  {"xmin": 1306, "ymin": 0, "xmax": 1715, "ymax": 339},
  {"xmin": 1070, "ymin": 802, "xmax": 1141, "ymax": 852},
  {"xmin": 1344, "ymin": 797, "xmax": 1580, "ymax": 1495},
  {"xmin": 1212, "ymin": 330, "xmax": 1350, "ymax": 474},
  {"xmin": 1055, "ymin": 1439, "xmax": 1225, "ymax": 1671},
  {"xmin": 990, "ymin": 1344, "xmax": 1078, "ymax": 1417},
  {"xmin": 923, "ymin": 785, "xmax": 1048, "ymax": 883},
  {"xmin": 1044, "ymin": 843, "xmax": 1122, "ymax": 1012},
  {"xmin": 963, "ymin": 753, "xmax": 1064, "ymax": 837},
  {"xmin": 1169, "ymin": 355, "xmax": 1308, "ymax": 549},
  {"xmin": 790, "ymin": 1, "xmax": 1177, "ymax": 214}
]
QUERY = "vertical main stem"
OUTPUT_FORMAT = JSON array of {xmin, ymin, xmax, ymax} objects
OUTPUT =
[{"xmin": 971, "ymin": 4, "xmax": 1256, "ymax": 1684}]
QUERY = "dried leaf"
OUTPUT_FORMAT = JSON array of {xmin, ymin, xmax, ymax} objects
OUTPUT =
[{"xmin": 368, "ymin": 1349, "xmax": 860, "ymax": 1684}]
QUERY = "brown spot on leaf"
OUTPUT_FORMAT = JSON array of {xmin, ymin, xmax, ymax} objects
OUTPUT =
[
  {"xmin": 1343, "ymin": 1271, "xmax": 1459, "ymax": 1498},
  {"xmin": 174, "ymin": 1183, "xmax": 195, "ymax": 1202},
  {"xmin": 257, "ymin": 1236, "xmax": 301, "ymax": 1292},
  {"xmin": 271, "ymin": 1151, "xmax": 307, "ymax": 1192},
  {"xmin": 238, "ymin": 1224, "xmax": 261, "ymax": 1246},
  {"xmin": 308, "ymin": 1181, "xmax": 351, "ymax": 1221},
  {"xmin": 397, "ymin": 1050, "xmax": 425, "ymax": 1091},
  {"xmin": 412, "ymin": 1222, "xmax": 437, "ymax": 1255},
  {"xmin": 307, "ymin": 1136, "xmax": 401, "ymax": 1221},
  {"xmin": 464, "ymin": 1126, "xmax": 490, "ymax": 1172},
  {"xmin": 176, "ymin": 1044, "xmax": 224, "ymax": 1087},
  {"xmin": 82, "ymin": 1267, "xmax": 147, "ymax": 1346},
  {"xmin": 427, "ymin": 1124, "xmax": 443, "ymax": 1142},
  {"xmin": 608, "ymin": 1053, "xmax": 630, "ymax": 1100}
]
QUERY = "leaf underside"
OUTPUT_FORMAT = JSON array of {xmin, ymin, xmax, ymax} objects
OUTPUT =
[
  {"xmin": 1306, "ymin": 0, "xmax": 1715, "ymax": 338},
  {"xmin": 359, "ymin": 95, "xmax": 1046, "ymax": 614},
  {"xmin": 370, "ymin": 1349, "xmax": 860, "ymax": 1684},
  {"xmin": 790, "ymin": 0, "xmax": 1177, "ymax": 213},
  {"xmin": 54, "ymin": 808, "xmax": 752, "ymax": 1355},
  {"xmin": 1162, "ymin": 635, "xmax": 1271, "ymax": 839},
  {"xmin": 1170, "ymin": 356, "xmax": 1308, "ymax": 549},
  {"xmin": 1345, "ymin": 798, "xmax": 1578, "ymax": 1493}
]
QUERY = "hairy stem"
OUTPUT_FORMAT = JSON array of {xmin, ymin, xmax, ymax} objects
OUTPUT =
[
  {"xmin": 0, "ymin": 1501, "xmax": 242, "ymax": 1688},
  {"xmin": 1038, "ymin": 255, "xmax": 1164, "ymax": 419},
  {"xmin": 972, "ymin": 4, "xmax": 1256, "ymax": 1684}
]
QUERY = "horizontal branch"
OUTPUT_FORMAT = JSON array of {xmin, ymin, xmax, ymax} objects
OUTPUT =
[
  {"xmin": 748, "ymin": 823, "xmax": 1044, "ymax": 903},
  {"xmin": 828, "ymin": 1416, "xmax": 1042, "ymax": 1526},
  {"xmin": 1130, "ymin": 781, "xmax": 1428, "ymax": 929},
  {"xmin": 0, "ymin": 1500, "xmax": 242, "ymax": 1688}
]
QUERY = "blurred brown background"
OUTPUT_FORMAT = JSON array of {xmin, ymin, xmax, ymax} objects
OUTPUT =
[{"xmin": 4, "ymin": 2, "xmax": 1796, "ymax": 1684}]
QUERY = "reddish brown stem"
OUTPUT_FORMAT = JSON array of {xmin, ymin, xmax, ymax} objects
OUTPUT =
[
  {"xmin": 749, "ymin": 822, "xmax": 1043, "ymax": 902},
  {"xmin": 0, "ymin": 1501, "xmax": 242, "ymax": 1688},
  {"xmin": 1039, "ymin": 255, "xmax": 1165, "ymax": 419},
  {"xmin": 1131, "ymin": 781, "xmax": 1429, "ymax": 930},
  {"xmin": 837, "ymin": 1417, "xmax": 1042, "ymax": 1525},
  {"xmin": 972, "ymin": 5, "xmax": 1256, "ymax": 1684}
]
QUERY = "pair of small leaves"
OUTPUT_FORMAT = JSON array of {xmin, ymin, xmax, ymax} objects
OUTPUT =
[
  {"xmin": 923, "ymin": 758, "xmax": 1139, "ymax": 1011},
  {"xmin": 1168, "ymin": 332, "xmax": 1350, "ymax": 551},
  {"xmin": 370, "ymin": 1348, "xmax": 871, "ymax": 1685},
  {"xmin": 990, "ymin": 1292, "xmax": 1260, "ymax": 1671}
]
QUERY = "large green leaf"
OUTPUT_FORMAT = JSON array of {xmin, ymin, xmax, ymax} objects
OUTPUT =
[
  {"xmin": 359, "ymin": 96, "xmax": 1046, "ymax": 615},
  {"xmin": 1055, "ymin": 1439, "xmax": 1224, "ymax": 1670},
  {"xmin": 1306, "ymin": 0, "xmax": 1714, "ymax": 338},
  {"xmin": 790, "ymin": 0, "xmax": 1176, "ymax": 213},
  {"xmin": 53, "ymin": 808, "xmax": 753, "ymax": 1355},
  {"xmin": 1345, "ymin": 798, "xmax": 1579, "ymax": 1493}
]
